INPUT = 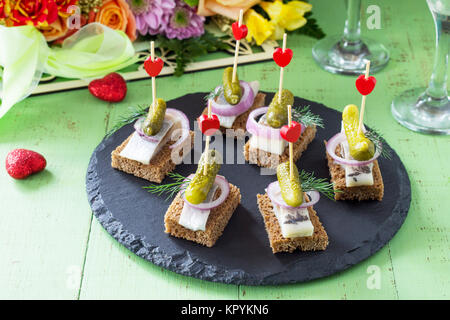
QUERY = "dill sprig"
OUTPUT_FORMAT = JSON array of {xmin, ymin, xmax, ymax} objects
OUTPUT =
[
  {"xmin": 143, "ymin": 172, "xmax": 191, "ymax": 201},
  {"xmin": 299, "ymin": 169, "xmax": 337, "ymax": 201},
  {"xmin": 204, "ymin": 87, "xmax": 223, "ymax": 102},
  {"xmin": 105, "ymin": 105, "xmax": 148, "ymax": 138},
  {"xmin": 365, "ymin": 128, "xmax": 393, "ymax": 160},
  {"xmin": 292, "ymin": 106, "xmax": 324, "ymax": 128}
]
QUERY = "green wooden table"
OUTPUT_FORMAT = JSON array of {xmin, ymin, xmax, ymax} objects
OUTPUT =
[{"xmin": 0, "ymin": 0, "xmax": 448, "ymax": 299}]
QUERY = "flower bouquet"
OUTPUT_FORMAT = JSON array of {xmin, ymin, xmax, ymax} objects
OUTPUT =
[{"xmin": 0, "ymin": 0, "xmax": 324, "ymax": 117}]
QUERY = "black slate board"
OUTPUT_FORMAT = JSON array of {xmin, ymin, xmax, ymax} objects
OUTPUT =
[{"xmin": 86, "ymin": 92, "xmax": 411, "ymax": 285}]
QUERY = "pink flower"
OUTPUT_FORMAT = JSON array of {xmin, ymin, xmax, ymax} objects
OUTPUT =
[
  {"xmin": 165, "ymin": 0, "xmax": 205, "ymax": 40},
  {"xmin": 129, "ymin": 0, "xmax": 175, "ymax": 36}
]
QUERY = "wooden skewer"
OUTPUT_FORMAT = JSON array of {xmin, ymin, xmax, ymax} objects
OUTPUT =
[
  {"xmin": 150, "ymin": 41, "xmax": 156, "ymax": 110},
  {"xmin": 232, "ymin": 9, "xmax": 244, "ymax": 83},
  {"xmin": 204, "ymin": 100, "xmax": 212, "ymax": 175},
  {"xmin": 278, "ymin": 33, "xmax": 287, "ymax": 104},
  {"xmin": 358, "ymin": 61, "xmax": 371, "ymax": 134},
  {"xmin": 288, "ymin": 104, "xmax": 294, "ymax": 181}
]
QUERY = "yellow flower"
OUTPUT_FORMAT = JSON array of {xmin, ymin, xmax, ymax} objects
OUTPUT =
[
  {"xmin": 244, "ymin": 9, "xmax": 274, "ymax": 46},
  {"xmin": 261, "ymin": 0, "xmax": 312, "ymax": 39}
]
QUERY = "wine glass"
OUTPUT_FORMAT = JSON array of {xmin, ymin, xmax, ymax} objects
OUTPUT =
[
  {"xmin": 312, "ymin": 0, "xmax": 389, "ymax": 75},
  {"xmin": 391, "ymin": 0, "xmax": 450, "ymax": 135}
]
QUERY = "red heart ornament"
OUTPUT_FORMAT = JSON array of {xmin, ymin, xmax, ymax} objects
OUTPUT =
[
  {"xmin": 355, "ymin": 75, "xmax": 376, "ymax": 95},
  {"xmin": 198, "ymin": 114, "xmax": 220, "ymax": 136},
  {"xmin": 273, "ymin": 47, "xmax": 293, "ymax": 67},
  {"xmin": 88, "ymin": 73, "xmax": 127, "ymax": 102},
  {"xmin": 144, "ymin": 57, "xmax": 164, "ymax": 77},
  {"xmin": 232, "ymin": 21, "xmax": 248, "ymax": 40},
  {"xmin": 5, "ymin": 149, "xmax": 47, "ymax": 180},
  {"xmin": 280, "ymin": 121, "xmax": 302, "ymax": 143}
]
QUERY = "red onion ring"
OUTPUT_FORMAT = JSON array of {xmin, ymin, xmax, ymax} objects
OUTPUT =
[
  {"xmin": 165, "ymin": 108, "xmax": 190, "ymax": 150},
  {"xmin": 182, "ymin": 175, "xmax": 230, "ymax": 211},
  {"xmin": 267, "ymin": 181, "xmax": 320, "ymax": 209},
  {"xmin": 326, "ymin": 132, "xmax": 381, "ymax": 166},
  {"xmin": 133, "ymin": 108, "xmax": 190, "ymax": 149},
  {"xmin": 246, "ymin": 107, "xmax": 282, "ymax": 140},
  {"xmin": 134, "ymin": 117, "xmax": 160, "ymax": 143},
  {"xmin": 246, "ymin": 107, "xmax": 306, "ymax": 140},
  {"xmin": 211, "ymin": 81, "xmax": 254, "ymax": 117}
]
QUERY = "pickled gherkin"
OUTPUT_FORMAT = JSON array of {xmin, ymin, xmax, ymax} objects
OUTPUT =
[
  {"xmin": 342, "ymin": 104, "xmax": 375, "ymax": 161},
  {"xmin": 185, "ymin": 150, "xmax": 222, "ymax": 205},
  {"xmin": 143, "ymin": 98, "xmax": 166, "ymax": 136},
  {"xmin": 276, "ymin": 162, "xmax": 303, "ymax": 207},
  {"xmin": 266, "ymin": 89, "xmax": 294, "ymax": 128},
  {"xmin": 222, "ymin": 67, "xmax": 242, "ymax": 105}
]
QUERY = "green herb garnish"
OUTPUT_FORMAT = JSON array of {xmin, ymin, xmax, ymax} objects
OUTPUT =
[
  {"xmin": 295, "ymin": 12, "xmax": 326, "ymax": 39},
  {"xmin": 365, "ymin": 128, "xmax": 393, "ymax": 160},
  {"xmin": 105, "ymin": 105, "xmax": 148, "ymax": 138},
  {"xmin": 204, "ymin": 87, "xmax": 223, "ymax": 102},
  {"xmin": 293, "ymin": 105, "xmax": 324, "ymax": 128},
  {"xmin": 143, "ymin": 172, "xmax": 191, "ymax": 201},
  {"xmin": 157, "ymin": 32, "xmax": 229, "ymax": 77},
  {"xmin": 299, "ymin": 169, "xmax": 337, "ymax": 201}
]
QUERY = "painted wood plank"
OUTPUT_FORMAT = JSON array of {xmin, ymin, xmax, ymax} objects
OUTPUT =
[
  {"xmin": 0, "ymin": 0, "xmax": 447, "ymax": 300},
  {"xmin": 79, "ymin": 219, "xmax": 239, "ymax": 300},
  {"xmin": 372, "ymin": 0, "xmax": 450, "ymax": 300},
  {"xmin": 0, "ymin": 90, "xmax": 109, "ymax": 299},
  {"xmin": 240, "ymin": 247, "xmax": 398, "ymax": 300}
]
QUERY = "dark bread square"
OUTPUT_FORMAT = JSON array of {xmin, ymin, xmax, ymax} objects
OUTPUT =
[
  {"xmin": 325, "ymin": 141, "xmax": 384, "ymax": 201},
  {"xmin": 111, "ymin": 131, "xmax": 194, "ymax": 183},
  {"xmin": 257, "ymin": 193, "xmax": 329, "ymax": 253},
  {"xmin": 244, "ymin": 125, "xmax": 317, "ymax": 169},
  {"xmin": 164, "ymin": 183, "xmax": 241, "ymax": 247}
]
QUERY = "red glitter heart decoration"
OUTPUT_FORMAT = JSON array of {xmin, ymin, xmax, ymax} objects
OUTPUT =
[
  {"xmin": 88, "ymin": 73, "xmax": 127, "ymax": 102},
  {"xmin": 198, "ymin": 114, "xmax": 220, "ymax": 136},
  {"xmin": 144, "ymin": 57, "xmax": 164, "ymax": 77},
  {"xmin": 280, "ymin": 121, "xmax": 302, "ymax": 143},
  {"xmin": 232, "ymin": 21, "xmax": 248, "ymax": 40},
  {"xmin": 355, "ymin": 75, "xmax": 377, "ymax": 95},
  {"xmin": 5, "ymin": 149, "xmax": 47, "ymax": 180},
  {"xmin": 273, "ymin": 47, "xmax": 293, "ymax": 67}
]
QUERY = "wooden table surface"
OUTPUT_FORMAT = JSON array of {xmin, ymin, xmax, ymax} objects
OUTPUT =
[{"xmin": 0, "ymin": 0, "xmax": 448, "ymax": 299}]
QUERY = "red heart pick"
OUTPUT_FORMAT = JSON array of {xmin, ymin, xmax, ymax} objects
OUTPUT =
[
  {"xmin": 273, "ymin": 47, "xmax": 293, "ymax": 67},
  {"xmin": 88, "ymin": 73, "xmax": 127, "ymax": 102},
  {"xmin": 280, "ymin": 121, "xmax": 302, "ymax": 143},
  {"xmin": 198, "ymin": 114, "xmax": 220, "ymax": 136},
  {"xmin": 232, "ymin": 21, "xmax": 248, "ymax": 40},
  {"xmin": 144, "ymin": 57, "xmax": 164, "ymax": 77},
  {"xmin": 355, "ymin": 75, "xmax": 376, "ymax": 95}
]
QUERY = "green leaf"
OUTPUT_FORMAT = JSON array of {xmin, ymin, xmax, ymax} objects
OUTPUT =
[
  {"xmin": 257, "ymin": 1, "xmax": 326, "ymax": 40},
  {"xmin": 294, "ymin": 12, "xmax": 326, "ymax": 39},
  {"xmin": 183, "ymin": 0, "xmax": 199, "ymax": 7},
  {"xmin": 157, "ymin": 32, "xmax": 229, "ymax": 77}
]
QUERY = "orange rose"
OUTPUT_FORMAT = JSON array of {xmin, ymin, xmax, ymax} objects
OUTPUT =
[
  {"xmin": 197, "ymin": 0, "xmax": 261, "ymax": 20},
  {"xmin": 40, "ymin": 16, "xmax": 69, "ymax": 42},
  {"xmin": 91, "ymin": 0, "xmax": 136, "ymax": 41}
]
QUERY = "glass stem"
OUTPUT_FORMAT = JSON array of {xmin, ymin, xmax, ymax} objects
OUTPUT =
[
  {"xmin": 343, "ymin": 0, "xmax": 362, "ymax": 44},
  {"xmin": 426, "ymin": 11, "xmax": 449, "ymax": 100}
]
